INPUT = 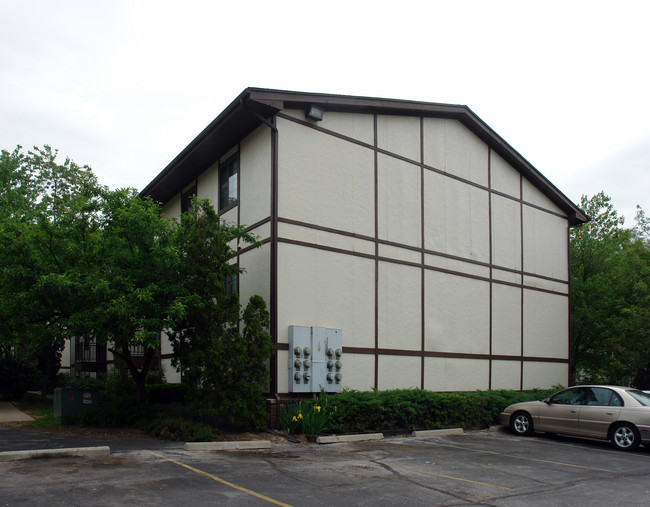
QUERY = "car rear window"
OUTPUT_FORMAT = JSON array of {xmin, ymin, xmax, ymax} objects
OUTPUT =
[{"xmin": 628, "ymin": 390, "xmax": 650, "ymax": 407}]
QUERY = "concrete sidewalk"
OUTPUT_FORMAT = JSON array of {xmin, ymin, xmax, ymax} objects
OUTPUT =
[{"xmin": 0, "ymin": 402, "xmax": 34, "ymax": 423}]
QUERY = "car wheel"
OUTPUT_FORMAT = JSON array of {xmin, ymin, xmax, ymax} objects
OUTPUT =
[
  {"xmin": 510, "ymin": 411, "xmax": 534, "ymax": 436},
  {"xmin": 610, "ymin": 423, "xmax": 640, "ymax": 451}
]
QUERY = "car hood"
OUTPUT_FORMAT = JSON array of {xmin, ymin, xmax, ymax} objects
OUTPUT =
[{"xmin": 502, "ymin": 400, "xmax": 545, "ymax": 415}]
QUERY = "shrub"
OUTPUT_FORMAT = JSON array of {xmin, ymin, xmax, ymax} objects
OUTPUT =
[
  {"xmin": 78, "ymin": 395, "xmax": 143, "ymax": 427},
  {"xmin": 310, "ymin": 388, "xmax": 562, "ymax": 435},
  {"xmin": 146, "ymin": 383, "xmax": 187, "ymax": 404},
  {"xmin": 0, "ymin": 355, "xmax": 38, "ymax": 400},
  {"xmin": 144, "ymin": 417, "xmax": 219, "ymax": 442}
]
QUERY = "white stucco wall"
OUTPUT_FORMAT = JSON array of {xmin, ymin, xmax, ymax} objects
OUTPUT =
[
  {"xmin": 424, "ymin": 171, "xmax": 490, "ymax": 262},
  {"xmin": 238, "ymin": 243, "xmax": 271, "ymax": 311},
  {"xmin": 491, "ymin": 194, "xmax": 522, "ymax": 270},
  {"xmin": 490, "ymin": 151, "xmax": 520, "ymax": 198},
  {"xmin": 378, "ymin": 355, "xmax": 421, "ymax": 390},
  {"xmin": 523, "ymin": 206, "xmax": 568, "ymax": 280},
  {"xmin": 161, "ymin": 194, "xmax": 181, "ymax": 220},
  {"xmin": 491, "ymin": 360, "xmax": 521, "ymax": 390},
  {"xmin": 342, "ymin": 353, "xmax": 376, "ymax": 391},
  {"xmin": 197, "ymin": 161, "xmax": 219, "ymax": 205},
  {"xmin": 377, "ymin": 115, "xmax": 421, "ymax": 161},
  {"xmin": 377, "ymin": 261, "xmax": 421, "ymax": 351},
  {"xmin": 491, "ymin": 283, "xmax": 522, "ymax": 356},
  {"xmin": 277, "ymin": 117, "xmax": 374, "ymax": 236},
  {"xmin": 276, "ymin": 243, "xmax": 375, "ymax": 348},
  {"xmin": 273, "ymin": 112, "xmax": 571, "ymax": 393},
  {"xmin": 424, "ymin": 271, "xmax": 490, "ymax": 355},
  {"xmin": 283, "ymin": 109, "xmax": 375, "ymax": 146},
  {"xmin": 424, "ymin": 357, "xmax": 490, "ymax": 391},
  {"xmin": 523, "ymin": 289, "xmax": 569, "ymax": 359},
  {"xmin": 377, "ymin": 154, "xmax": 421, "ymax": 247},
  {"xmin": 240, "ymin": 126, "xmax": 271, "ymax": 227},
  {"xmin": 522, "ymin": 178, "xmax": 564, "ymax": 214},
  {"xmin": 423, "ymin": 118, "xmax": 489, "ymax": 186},
  {"xmin": 523, "ymin": 361, "xmax": 568, "ymax": 389}
]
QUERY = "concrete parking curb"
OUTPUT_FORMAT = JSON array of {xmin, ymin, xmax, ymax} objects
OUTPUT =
[
  {"xmin": 0, "ymin": 446, "xmax": 110, "ymax": 462},
  {"xmin": 184, "ymin": 440, "xmax": 272, "ymax": 451},
  {"xmin": 412, "ymin": 428, "xmax": 464, "ymax": 437},
  {"xmin": 316, "ymin": 433, "xmax": 384, "ymax": 444}
]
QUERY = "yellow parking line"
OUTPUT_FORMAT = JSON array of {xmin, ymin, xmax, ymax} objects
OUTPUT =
[
  {"xmin": 150, "ymin": 452, "xmax": 292, "ymax": 507},
  {"xmin": 376, "ymin": 460, "xmax": 515, "ymax": 491},
  {"xmin": 414, "ymin": 440, "xmax": 618, "ymax": 473}
]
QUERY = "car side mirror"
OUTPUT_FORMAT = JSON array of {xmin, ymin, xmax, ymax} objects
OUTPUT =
[{"xmin": 544, "ymin": 398, "xmax": 552, "ymax": 405}]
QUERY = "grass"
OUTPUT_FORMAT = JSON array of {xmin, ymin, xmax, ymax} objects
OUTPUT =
[{"xmin": 14, "ymin": 393, "xmax": 58, "ymax": 428}]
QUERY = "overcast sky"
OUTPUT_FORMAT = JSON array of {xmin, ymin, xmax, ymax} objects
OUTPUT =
[{"xmin": 2, "ymin": 0, "xmax": 648, "ymax": 225}]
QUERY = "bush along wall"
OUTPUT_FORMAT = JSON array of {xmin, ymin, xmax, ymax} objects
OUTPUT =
[{"xmin": 280, "ymin": 388, "xmax": 560, "ymax": 435}]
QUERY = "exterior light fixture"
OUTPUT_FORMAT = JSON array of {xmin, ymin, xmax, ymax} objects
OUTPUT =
[{"xmin": 305, "ymin": 105, "xmax": 325, "ymax": 121}]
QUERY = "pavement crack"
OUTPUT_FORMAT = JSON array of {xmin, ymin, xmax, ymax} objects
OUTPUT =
[{"xmin": 373, "ymin": 459, "xmax": 478, "ymax": 504}]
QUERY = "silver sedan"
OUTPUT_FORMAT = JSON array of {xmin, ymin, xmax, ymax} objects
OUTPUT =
[{"xmin": 500, "ymin": 385, "xmax": 650, "ymax": 450}]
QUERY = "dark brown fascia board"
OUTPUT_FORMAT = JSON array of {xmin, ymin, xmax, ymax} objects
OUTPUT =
[
  {"xmin": 140, "ymin": 88, "xmax": 282, "ymax": 203},
  {"xmin": 141, "ymin": 87, "xmax": 588, "ymax": 225},
  {"xmin": 247, "ymin": 88, "xmax": 588, "ymax": 226}
]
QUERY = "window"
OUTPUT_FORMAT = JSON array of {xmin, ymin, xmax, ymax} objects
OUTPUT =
[
  {"xmin": 219, "ymin": 154, "xmax": 238, "ymax": 211},
  {"xmin": 549, "ymin": 387, "xmax": 589, "ymax": 405},
  {"xmin": 584, "ymin": 387, "xmax": 619, "ymax": 406},
  {"xmin": 181, "ymin": 185, "xmax": 196, "ymax": 214},
  {"xmin": 224, "ymin": 271, "xmax": 237, "ymax": 296}
]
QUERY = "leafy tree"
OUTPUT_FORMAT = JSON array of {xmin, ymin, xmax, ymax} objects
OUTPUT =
[
  {"xmin": 219, "ymin": 294, "xmax": 274, "ymax": 430},
  {"xmin": 570, "ymin": 192, "xmax": 650, "ymax": 384},
  {"xmin": 79, "ymin": 189, "xmax": 181, "ymax": 404},
  {"xmin": 169, "ymin": 198, "xmax": 273, "ymax": 430},
  {"xmin": 0, "ymin": 146, "xmax": 105, "ymax": 398},
  {"xmin": 2, "ymin": 146, "xmax": 275, "ymax": 419}
]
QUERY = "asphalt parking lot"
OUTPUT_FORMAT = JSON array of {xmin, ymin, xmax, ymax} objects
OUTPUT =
[{"xmin": 1, "ymin": 427, "xmax": 649, "ymax": 506}]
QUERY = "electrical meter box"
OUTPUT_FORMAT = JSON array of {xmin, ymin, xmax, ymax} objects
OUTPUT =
[
  {"xmin": 289, "ymin": 326, "xmax": 343, "ymax": 393},
  {"xmin": 53, "ymin": 387, "xmax": 100, "ymax": 422}
]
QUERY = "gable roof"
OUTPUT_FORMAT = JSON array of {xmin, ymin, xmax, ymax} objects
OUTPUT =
[{"xmin": 141, "ymin": 87, "xmax": 588, "ymax": 225}]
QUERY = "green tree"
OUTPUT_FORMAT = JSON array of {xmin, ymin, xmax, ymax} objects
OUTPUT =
[
  {"xmin": 79, "ymin": 189, "xmax": 181, "ymax": 404},
  {"xmin": 2, "ymin": 146, "xmax": 275, "ymax": 417},
  {"xmin": 169, "ymin": 198, "xmax": 273, "ymax": 430},
  {"xmin": 570, "ymin": 192, "xmax": 650, "ymax": 384},
  {"xmin": 0, "ymin": 146, "xmax": 105, "ymax": 397}
]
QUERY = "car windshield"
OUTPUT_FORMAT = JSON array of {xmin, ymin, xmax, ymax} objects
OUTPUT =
[{"xmin": 627, "ymin": 390, "xmax": 650, "ymax": 407}]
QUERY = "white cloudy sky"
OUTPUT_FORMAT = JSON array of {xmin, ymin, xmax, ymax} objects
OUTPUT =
[{"xmin": 1, "ymin": 0, "xmax": 649, "ymax": 224}]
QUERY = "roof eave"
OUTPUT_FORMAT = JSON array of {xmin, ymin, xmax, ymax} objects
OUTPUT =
[{"xmin": 141, "ymin": 88, "xmax": 588, "ymax": 225}]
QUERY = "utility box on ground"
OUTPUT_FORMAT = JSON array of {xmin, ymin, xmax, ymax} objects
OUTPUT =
[
  {"xmin": 53, "ymin": 387, "xmax": 100, "ymax": 422},
  {"xmin": 289, "ymin": 326, "xmax": 343, "ymax": 393}
]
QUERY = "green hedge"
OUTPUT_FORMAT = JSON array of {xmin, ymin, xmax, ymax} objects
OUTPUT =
[
  {"xmin": 316, "ymin": 388, "xmax": 559, "ymax": 434},
  {"xmin": 0, "ymin": 356, "xmax": 38, "ymax": 400},
  {"xmin": 146, "ymin": 383, "xmax": 188, "ymax": 404}
]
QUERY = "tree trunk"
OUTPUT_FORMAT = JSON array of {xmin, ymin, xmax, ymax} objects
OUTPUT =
[
  {"xmin": 39, "ymin": 345, "xmax": 56, "ymax": 402},
  {"xmin": 111, "ymin": 344, "xmax": 155, "ymax": 406}
]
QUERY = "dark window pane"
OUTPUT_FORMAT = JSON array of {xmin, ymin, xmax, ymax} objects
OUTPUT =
[{"xmin": 219, "ymin": 154, "xmax": 238, "ymax": 210}]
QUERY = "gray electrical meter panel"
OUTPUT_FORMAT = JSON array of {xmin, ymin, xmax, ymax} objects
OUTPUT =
[{"xmin": 289, "ymin": 326, "xmax": 343, "ymax": 393}]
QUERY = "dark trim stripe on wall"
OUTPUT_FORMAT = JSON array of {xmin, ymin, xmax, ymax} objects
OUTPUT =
[
  {"xmin": 488, "ymin": 147, "xmax": 493, "ymax": 390},
  {"xmin": 276, "ymin": 112, "xmax": 570, "ymax": 222},
  {"xmin": 270, "ymin": 116, "xmax": 279, "ymax": 396},
  {"xmin": 274, "ymin": 342, "xmax": 568, "ymax": 364},
  {"xmin": 227, "ymin": 111, "xmax": 571, "ymax": 396},
  {"xmin": 420, "ymin": 116, "xmax": 426, "ymax": 390},
  {"xmin": 520, "ymin": 174, "xmax": 525, "ymax": 390},
  {"xmin": 373, "ymin": 113, "xmax": 379, "ymax": 390}
]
